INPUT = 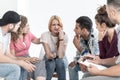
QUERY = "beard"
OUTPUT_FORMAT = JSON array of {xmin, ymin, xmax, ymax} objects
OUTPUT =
[{"xmin": 8, "ymin": 29, "xmax": 13, "ymax": 33}]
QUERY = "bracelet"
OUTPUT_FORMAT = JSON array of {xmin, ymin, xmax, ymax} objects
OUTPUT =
[{"xmin": 59, "ymin": 39, "xmax": 64, "ymax": 41}]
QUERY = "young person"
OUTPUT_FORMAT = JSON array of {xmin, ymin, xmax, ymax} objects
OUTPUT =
[
  {"xmin": 10, "ymin": 15, "xmax": 46, "ymax": 80},
  {"xmin": 0, "ymin": 11, "xmax": 35, "ymax": 80},
  {"xmin": 80, "ymin": 5, "xmax": 120, "ymax": 80},
  {"xmin": 40, "ymin": 15, "xmax": 68, "ymax": 80},
  {"xmin": 68, "ymin": 16, "xmax": 99, "ymax": 80}
]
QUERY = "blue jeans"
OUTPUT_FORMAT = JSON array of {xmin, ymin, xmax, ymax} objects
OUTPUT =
[
  {"xmin": 0, "ymin": 63, "xmax": 20, "ymax": 80},
  {"xmin": 45, "ymin": 58, "xmax": 66, "ymax": 80},
  {"xmin": 19, "ymin": 67, "xmax": 28, "ymax": 80},
  {"xmin": 68, "ymin": 63, "xmax": 80, "ymax": 80}
]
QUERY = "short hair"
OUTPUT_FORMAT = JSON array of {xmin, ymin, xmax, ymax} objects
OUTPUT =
[
  {"xmin": 107, "ymin": 0, "xmax": 120, "ymax": 9},
  {"xmin": 95, "ymin": 5, "xmax": 115, "ymax": 28},
  {"xmin": 76, "ymin": 16, "xmax": 92, "ymax": 32}
]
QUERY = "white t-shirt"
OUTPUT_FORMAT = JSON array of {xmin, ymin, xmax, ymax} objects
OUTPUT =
[
  {"xmin": 0, "ymin": 27, "xmax": 11, "ymax": 54},
  {"xmin": 40, "ymin": 31, "xmax": 68, "ymax": 68},
  {"xmin": 40, "ymin": 31, "xmax": 68, "ymax": 56}
]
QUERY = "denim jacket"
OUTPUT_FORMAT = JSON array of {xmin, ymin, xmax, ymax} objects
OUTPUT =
[{"xmin": 74, "ymin": 31, "xmax": 99, "ymax": 62}]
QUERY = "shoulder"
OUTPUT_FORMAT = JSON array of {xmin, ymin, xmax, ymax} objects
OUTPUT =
[
  {"xmin": 115, "ymin": 25, "xmax": 120, "ymax": 35},
  {"xmin": 89, "ymin": 30, "xmax": 98, "ymax": 44},
  {"xmin": 90, "ymin": 29, "xmax": 98, "ymax": 40},
  {"xmin": 41, "ymin": 31, "xmax": 50, "ymax": 36},
  {"xmin": 40, "ymin": 31, "xmax": 51, "ymax": 40}
]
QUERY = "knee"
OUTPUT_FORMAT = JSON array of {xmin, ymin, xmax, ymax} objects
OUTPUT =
[
  {"xmin": 56, "ymin": 58, "xmax": 64, "ymax": 65},
  {"xmin": 12, "ymin": 64, "xmax": 21, "ymax": 75},
  {"xmin": 68, "ymin": 66, "xmax": 76, "ymax": 73}
]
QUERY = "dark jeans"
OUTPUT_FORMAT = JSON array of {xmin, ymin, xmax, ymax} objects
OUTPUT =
[{"xmin": 45, "ymin": 57, "xmax": 66, "ymax": 80}]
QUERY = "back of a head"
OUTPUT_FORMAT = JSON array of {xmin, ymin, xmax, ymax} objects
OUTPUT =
[
  {"xmin": 107, "ymin": 0, "xmax": 120, "ymax": 9},
  {"xmin": 0, "ymin": 11, "xmax": 20, "ymax": 26},
  {"xmin": 95, "ymin": 5, "xmax": 115, "ymax": 28},
  {"xmin": 76, "ymin": 16, "xmax": 93, "ymax": 32}
]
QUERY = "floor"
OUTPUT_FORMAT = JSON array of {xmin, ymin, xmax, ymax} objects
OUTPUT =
[
  {"xmin": 52, "ymin": 70, "xmax": 83, "ymax": 80},
  {"xmin": 30, "ymin": 70, "xmax": 83, "ymax": 80}
]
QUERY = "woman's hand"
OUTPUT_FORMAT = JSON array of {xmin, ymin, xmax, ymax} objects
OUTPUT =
[
  {"xmin": 58, "ymin": 29, "xmax": 64, "ymax": 40},
  {"xmin": 29, "ymin": 57, "xmax": 40, "ymax": 63},
  {"xmin": 82, "ymin": 54, "xmax": 101, "ymax": 64},
  {"xmin": 46, "ymin": 53, "xmax": 56, "ymax": 59},
  {"xmin": 87, "ymin": 56, "xmax": 101, "ymax": 64}
]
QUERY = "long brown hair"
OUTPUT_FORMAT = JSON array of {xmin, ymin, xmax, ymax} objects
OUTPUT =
[{"xmin": 11, "ymin": 15, "xmax": 28, "ymax": 42}]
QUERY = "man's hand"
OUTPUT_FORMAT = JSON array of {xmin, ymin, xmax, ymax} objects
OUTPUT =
[
  {"xmin": 58, "ymin": 29, "xmax": 64, "ymax": 40},
  {"xmin": 87, "ymin": 64, "xmax": 101, "ymax": 75},
  {"xmin": 69, "ymin": 61, "xmax": 76, "ymax": 68},
  {"xmin": 18, "ymin": 60, "xmax": 36, "ymax": 72},
  {"xmin": 82, "ymin": 54, "xmax": 95, "ymax": 61},
  {"xmin": 73, "ymin": 35, "xmax": 80, "ymax": 49}
]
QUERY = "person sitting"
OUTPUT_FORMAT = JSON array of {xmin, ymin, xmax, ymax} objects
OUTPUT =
[
  {"xmin": 80, "ymin": 5, "xmax": 120, "ymax": 80},
  {"xmin": 40, "ymin": 15, "xmax": 68, "ymax": 80},
  {"xmin": 10, "ymin": 15, "xmax": 46, "ymax": 80},
  {"xmin": 68, "ymin": 16, "xmax": 99, "ymax": 80},
  {"xmin": 0, "ymin": 11, "xmax": 35, "ymax": 80}
]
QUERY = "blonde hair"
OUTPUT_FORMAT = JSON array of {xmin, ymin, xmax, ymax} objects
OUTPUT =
[{"xmin": 48, "ymin": 15, "xmax": 63, "ymax": 31}]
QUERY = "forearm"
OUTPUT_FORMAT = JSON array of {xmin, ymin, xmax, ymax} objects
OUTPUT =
[
  {"xmin": 100, "ymin": 57, "xmax": 117, "ymax": 66},
  {"xmin": 32, "ymin": 38, "xmax": 41, "ymax": 44},
  {"xmin": 74, "ymin": 42, "xmax": 83, "ymax": 53},
  {"xmin": 0, "ymin": 53, "xmax": 19, "ymax": 64},
  {"xmin": 76, "ymin": 46, "xmax": 84, "ymax": 53},
  {"xmin": 97, "ymin": 64, "xmax": 120, "ymax": 76},
  {"xmin": 17, "ymin": 57, "xmax": 30, "ymax": 61},
  {"xmin": 6, "ymin": 53, "xmax": 17, "ymax": 60},
  {"xmin": 58, "ymin": 41, "xmax": 65, "ymax": 58}
]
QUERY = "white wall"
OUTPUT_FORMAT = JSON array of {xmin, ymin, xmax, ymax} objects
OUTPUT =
[
  {"xmin": 27, "ymin": 0, "xmax": 106, "ymax": 63},
  {"xmin": 0, "ymin": 0, "xmax": 17, "ymax": 18},
  {"xmin": 0, "ymin": 0, "xmax": 106, "ymax": 63}
]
